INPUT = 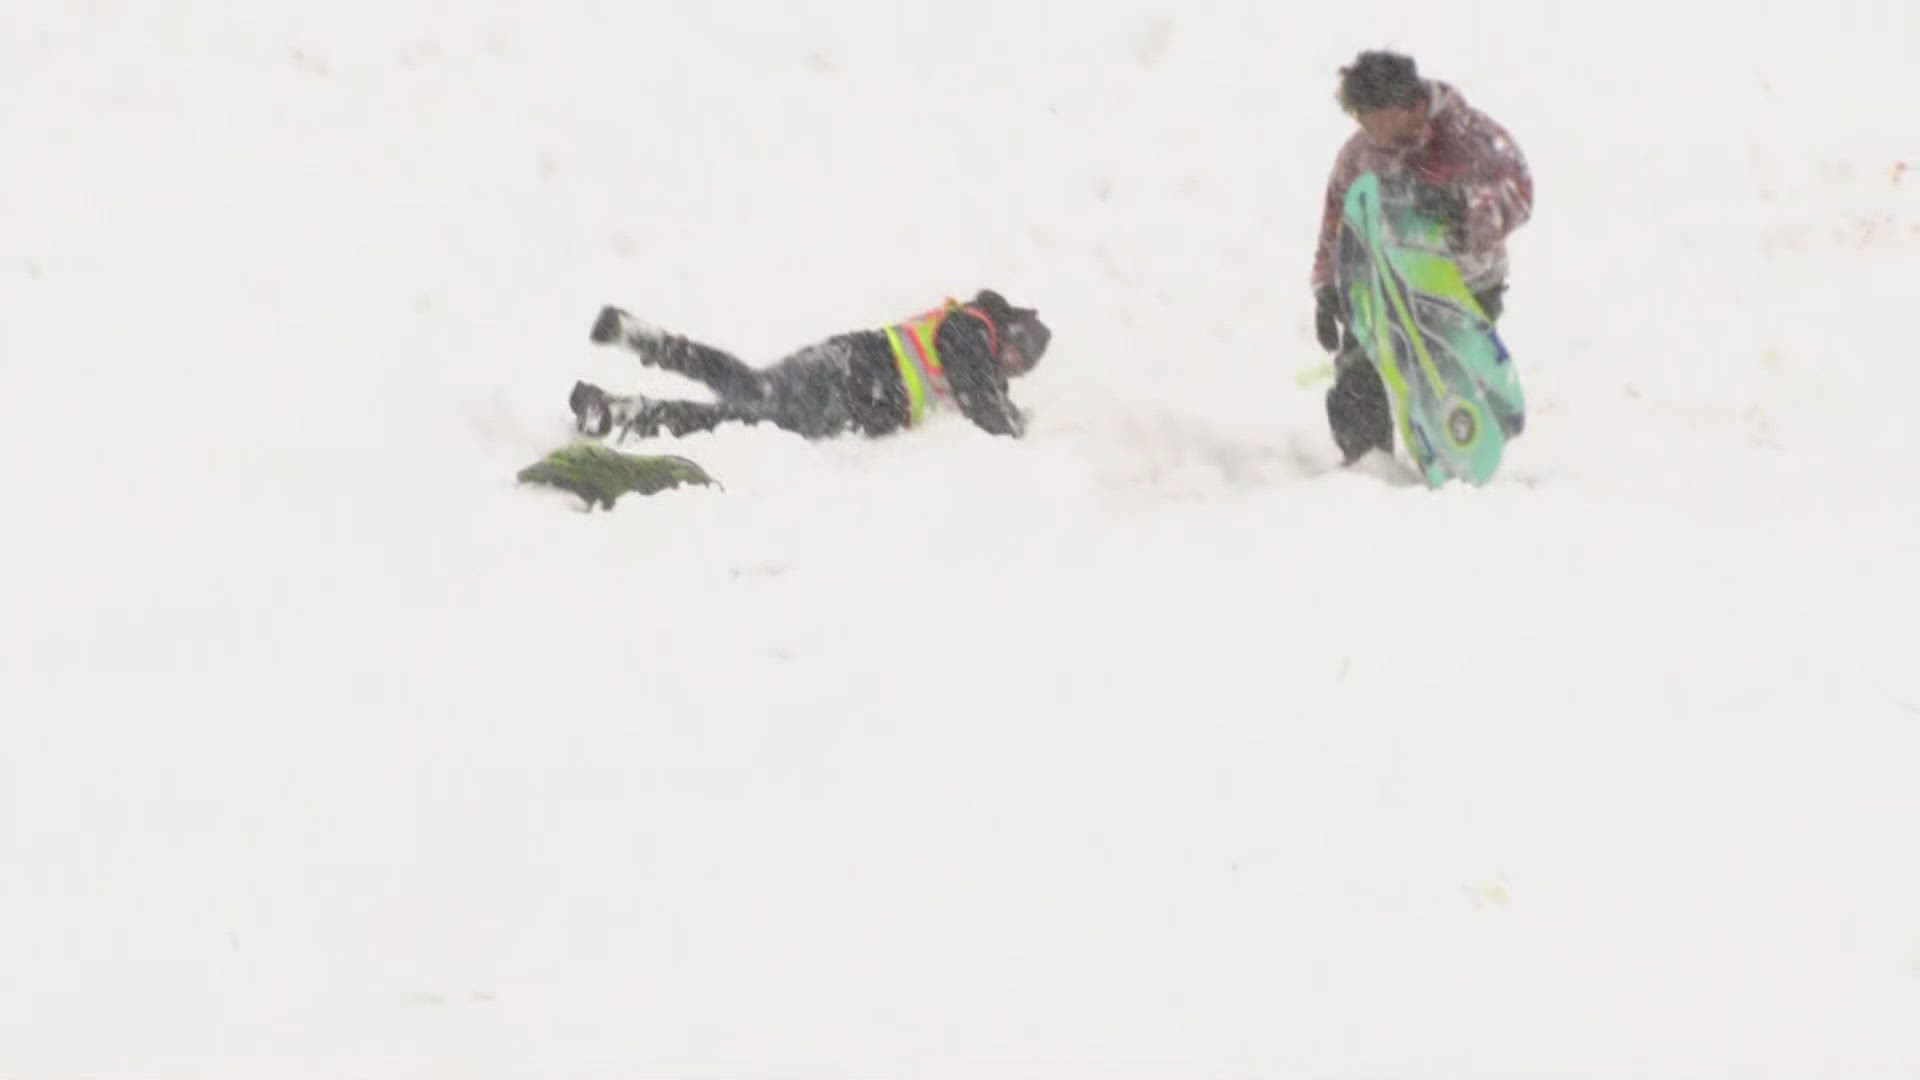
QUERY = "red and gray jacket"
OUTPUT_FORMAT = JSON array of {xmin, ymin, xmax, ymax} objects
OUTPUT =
[{"xmin": 1310, "ymin": 81, "xmax": 1533, "ymax": 295}]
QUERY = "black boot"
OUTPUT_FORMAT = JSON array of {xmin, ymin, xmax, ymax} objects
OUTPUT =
[
  {"xmin": 588, "ymin": 305, "xmax": 629, "ymax": 345},
  {"xmin": 1326, "ymin": 357, "xmax": 1394, "ymax": 465},
  {"xmin": 569, "ymin": 380, "xmax": 613, "ymax": 437}
]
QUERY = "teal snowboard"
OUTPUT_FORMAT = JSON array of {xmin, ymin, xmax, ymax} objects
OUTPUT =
[{"xmin": 1335, "ymin": 171, "xmax": 1524, "ymax": 487}]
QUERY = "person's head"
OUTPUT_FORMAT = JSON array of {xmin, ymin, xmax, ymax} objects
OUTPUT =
[
  {"xmin": 1337, "ymin": 50, "xmax": 1432, "ymax": 151},
  {"xmin": 970, "ymin": 289, "xmax": 1050, "ymax": 377}
]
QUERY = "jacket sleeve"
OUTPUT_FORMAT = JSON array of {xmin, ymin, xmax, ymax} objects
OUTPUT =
[
  {"xmin": 1420, "ymin": 106, "xmax": 1532, "ymax": 251},
  {"xmin": 1310, "ymin": 137, "xmax": 1366, "ymax": 293},
  {"xmin": 937, "ymin": 314, "xmax": 1024, "ymax": 438}
]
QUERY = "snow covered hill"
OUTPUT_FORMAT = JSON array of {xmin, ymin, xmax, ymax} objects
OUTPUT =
[{"xmin": 3, "ymin": 3, "xmax": 1917, "ymax": 1077}]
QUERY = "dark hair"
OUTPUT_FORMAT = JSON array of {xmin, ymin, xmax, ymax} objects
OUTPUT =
[{"xmin": 1337, "ymin": 51, "xmax": 1427, "ymax": 115}]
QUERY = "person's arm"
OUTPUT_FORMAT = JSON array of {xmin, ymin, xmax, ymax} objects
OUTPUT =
[
  {"xmin": 937, "ymin": 314, "xmax": 1023, "ymax": 437},
  {"xmin": 1419, "ymin": 107, "xmax": 1532, "ymax": 248},
  {"xmin": 1310, "ymin": 137, "xmax": 1367, "ymax": 293}
]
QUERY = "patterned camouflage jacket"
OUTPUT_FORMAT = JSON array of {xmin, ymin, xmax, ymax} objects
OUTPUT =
[{"xmin": 1310, "ymin": 81, "xmax": 1533, "ymax": 295}]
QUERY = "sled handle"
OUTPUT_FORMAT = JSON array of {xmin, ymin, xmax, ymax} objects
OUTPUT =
[{"xmin": 1295, "ymin": 362, "xmax": 1335, "ymax": 389}]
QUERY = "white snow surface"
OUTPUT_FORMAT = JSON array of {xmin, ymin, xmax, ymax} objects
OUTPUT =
[{"xmin": 4, "ymin": 2, "xmax": 1919, "ymax": 1077}]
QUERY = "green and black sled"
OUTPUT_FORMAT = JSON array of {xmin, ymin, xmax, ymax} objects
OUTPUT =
[
  {"xmin": 1335, "ymin": 170, "xmax": 1525, "ymax": 487},
  {"xmin": 516, "ymin": 442, "xmax": 718, "ymax": 511}
]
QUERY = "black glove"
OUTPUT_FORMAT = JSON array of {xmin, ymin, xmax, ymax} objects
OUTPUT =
[
  {"xmin": 1411, "ymin": 182, "xmax": 1468, "ymax": 246},
  {"xmin": 1314, "ymin": 285, "xmax": 1343, "ymax": 353}
]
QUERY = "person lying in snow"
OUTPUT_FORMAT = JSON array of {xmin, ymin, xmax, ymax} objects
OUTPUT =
[
  {"xmin": 1310, "ymin": 49, "xmax": 1533, "ymax": 465},
  {"xmin": 569, "ymin": 290, "xmax": 1051, "ymax": 442}
]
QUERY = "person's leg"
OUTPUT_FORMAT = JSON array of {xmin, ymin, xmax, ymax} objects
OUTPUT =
[
  {"xmin": 589, "ymin": 306, "xmax": 771, "ymax": 403},
  {"xmin": 576, "ymin": 312, "xmax": 857, "ymax": 442},
  {"xmin": 569, "ymin": 381, "xmax": 767, "ymax": 440},
  {"xmin": 1325, "ymin": 339, "xmax": 1393, "ymax": 464},
  {"xmin": 756, "ymin": 337, "xmax": 857, "ymax": 440}
]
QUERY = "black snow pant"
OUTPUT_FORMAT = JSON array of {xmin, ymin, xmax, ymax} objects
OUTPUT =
[
  {"xmin": 583, "ymin": 308, "xmax": 858, "ymax": 440},
  {"xmin": 1326, "ymin": 284, "xmax": 1506, "ymax": 464}
]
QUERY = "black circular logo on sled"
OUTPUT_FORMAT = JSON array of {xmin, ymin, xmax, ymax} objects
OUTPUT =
[{"xmin": 1447, "ymin": 405, "xmax": 1478, "ymax": 446}]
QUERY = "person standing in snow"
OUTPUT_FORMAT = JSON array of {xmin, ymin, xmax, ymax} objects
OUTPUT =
[{"xmin": 1310, "ymin": 50, "xmax": 1533, "ymax": 465}]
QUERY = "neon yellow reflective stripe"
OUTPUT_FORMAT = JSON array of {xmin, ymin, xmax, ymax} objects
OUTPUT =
[{"xmin": 885, "ymin": 325, "xmax": 930, "ymax": 423}]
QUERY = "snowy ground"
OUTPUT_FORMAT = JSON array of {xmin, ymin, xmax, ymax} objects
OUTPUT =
[{"xmin": 4, "ymin": 2, "xmax": 1919, "ymax": 1077}]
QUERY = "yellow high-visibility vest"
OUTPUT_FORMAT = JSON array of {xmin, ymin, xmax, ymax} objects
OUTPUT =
[{"xmin": 882, "ymin": 302, "xmax": 958, "ymax": 426}]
